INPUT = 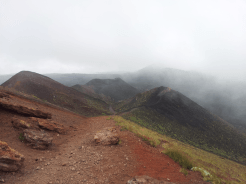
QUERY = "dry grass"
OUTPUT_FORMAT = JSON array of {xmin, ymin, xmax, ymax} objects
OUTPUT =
[{"xmin": 114, "ymin": 116, "xmax": 246, "ymax": 184}]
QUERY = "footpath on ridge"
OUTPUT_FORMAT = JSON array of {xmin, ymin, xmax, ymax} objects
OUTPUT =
[{"xmin": 0, "ymin": 91, "xmax": 206, "ymax": 183}]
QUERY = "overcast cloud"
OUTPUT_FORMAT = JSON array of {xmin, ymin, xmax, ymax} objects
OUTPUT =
[{"xmin": 1, "ymin": 0, "xmax": 246, "ymax": 80}]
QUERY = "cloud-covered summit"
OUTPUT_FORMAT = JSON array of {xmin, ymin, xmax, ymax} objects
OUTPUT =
[{"xmin": 1, "ymin": 0, "xmax": 246, "ymax": 80}]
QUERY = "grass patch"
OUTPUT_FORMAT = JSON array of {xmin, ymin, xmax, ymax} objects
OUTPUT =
[
  {"xmin": 121, "ymin": 108, "xmax": 246, "ymax": 165},
  {"xmin": 106, "ymin": 116, "xmax": 112, "ymax": 120},
  {"xmin": 164, "ymin": 149, "xmax": 193, "ymax": 169},
  {"xmin": 19, "ymin": 133, "xmax": 25, "ymax": 142},
  {"xmin": 117, "ymin": 138, "xmax": 122, "ymax": 145},
  {"xmin": 180, "ymin": 168, "xmax": 188, "ymax": 176},
  {"xmin": 120, "ymin": 127, "xmax": 128, "ymax": 131},
  {"xmin": 32, "ymin": 95, "xmax": 40, "ymax": 100},
  {"xmin": 114, "ymin": 116, "xmax": 161, "ymax": 147},
  {"xmin": 113, "ymin": 116, "xmax": 246, "ymax": 184}
]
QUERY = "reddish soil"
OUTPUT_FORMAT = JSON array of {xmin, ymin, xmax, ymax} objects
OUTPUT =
[{"xmin": 0, "ymin": 90, "xmax": 207, "ymax": 184}]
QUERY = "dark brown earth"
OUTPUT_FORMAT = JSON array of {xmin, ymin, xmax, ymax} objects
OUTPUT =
[{"xmin": 0, "ymin": 89, "xmax": 207, "ymax": 184}]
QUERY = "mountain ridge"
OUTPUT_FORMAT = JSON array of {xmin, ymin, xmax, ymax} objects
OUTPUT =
[
  {"xmin": 113, "ymin": 86, "xmax": 246, "ymax": 164},
  {"xmin": 2, "ymin": 68, "xmax": 246, "ymax": 133},
  {"xmin": 84, "ymin": 78, "xmax": 140, "ymax": 101},
  {"xmin": 1, "ymin": 71, "xmax": 110, "ymax": 116}
]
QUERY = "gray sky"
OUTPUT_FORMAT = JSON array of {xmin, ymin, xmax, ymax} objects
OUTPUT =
[{"xmin": 1, "ymin": 0, "xmax": 246, "ymax": 80}]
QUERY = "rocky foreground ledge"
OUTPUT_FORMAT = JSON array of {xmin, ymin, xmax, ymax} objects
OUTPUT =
[
  {"xmin": 0, "ymin": 141, "xmax": 25, "ymax": 172},
  {"xmin": 0, "ymin": 100, "xmax": 52, "ymax": 119}
]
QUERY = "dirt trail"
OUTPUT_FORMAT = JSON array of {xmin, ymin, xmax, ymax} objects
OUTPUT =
[{"xmin": 0, "ymin": 93, "xmax": 206, "ymax": 184}]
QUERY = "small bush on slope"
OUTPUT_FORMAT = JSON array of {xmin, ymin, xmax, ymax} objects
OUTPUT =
[
  {"xmin": 180, "ymin": 168, "xmax": 188, "ymax": 176},
  {"xmin": 164, "ymin": 149, "xmax": 193, "ymax": 169}
]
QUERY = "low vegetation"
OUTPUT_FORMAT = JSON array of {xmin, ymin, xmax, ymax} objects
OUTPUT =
[
  {"xmin": 114, "ymin": 116, "xmax": 246, "ymax": 184},
  {"xmin": 18, "ymin": 133, "xmax": 25, "ymax": 142},
  {"xmin": 113, "ymin": 86, "xmax": 246, "ymax": 165},
  {"xmin": 180, "ymin": 168, "xmax": 188, "ymax": 176},
  {"xmin": 121, "ymin": 108, "xmax": 246, "ymax": 165},
  {"xmin": 114, "ymin": 116, "xmax": 161, "ymax": 147},
  {"xmin": 164, "ymin": 149, "xmax": 193, "ymax": 169}
]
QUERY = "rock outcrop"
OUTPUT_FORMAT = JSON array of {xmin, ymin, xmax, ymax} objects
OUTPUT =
[
  {"xmin": 0, "ymin": 101, "xmax": 52, "ymax": 119},
  {"xmin": 94, "ymin": 127, "xmax": 119, "ymax": 145},
  {"xmin": 11, "ymin": 117, "xmax": 31, "ymax": 129},
  {"xmin": 0, "ymin": 141, "xmax": 25, "ymax": 172},
  {"xmin": 23, "ymin": 129, "xmax": 53, "ymax": 149},
  {"xmin": 127, "ymin": 176, "xmax": 174, "ymax": 184},
  {"xmin": 37, "ymin": 119, "xmax": 66, "ymax": 134},
  {"xmin": 0, "ymin": 92, "xmax": 9, "ymax": 98},
  {"xmin": 11, "ymin": 117, "xmax": 66, "ymax": 134}
]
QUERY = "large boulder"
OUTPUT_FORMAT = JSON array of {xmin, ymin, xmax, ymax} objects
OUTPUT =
[
  {"xmin": 127, "ymin": 176, "xmax": 174, "ymax": 184},
  {"xmin": 0, "ymin": 141, "xmax": 25, "ymax": 172},
  {"xmin": 23, "ymin": 129, "xmax": 53, "ymax": 149},
  {"xmin": 37, "ymin": 119, "xmax": 66, "ymax": 134},
  {"xmin": 94, "ymin": 127, "xmax": 119, "ymax": 145}
]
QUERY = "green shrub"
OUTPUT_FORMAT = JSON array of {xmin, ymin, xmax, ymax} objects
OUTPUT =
[
  {"xmin": 130, "ymin": 116, "xmax": 138, "ymax": 122},
  {"xmin": 120, "ymin": 127, "xmax": 128, "ymax": 131},
  {"xmin": 165, "ymin": 150, "xmax": 193, "ymax": 169},
  {"xmin": 117, "ymin": 138, "xmax": 122, "ymax": 145},
  {"xmin": 19, "ymin": 133, "xmax": 25, "ymax": 142},
  {"xmin": 180, "ymin": 168, "xmax": 188, "ymax": 176}
]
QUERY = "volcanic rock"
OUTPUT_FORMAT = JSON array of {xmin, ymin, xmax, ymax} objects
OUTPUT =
[
  {"xmin": 37, "ymin": 119, "xmax": 66, "ymax": 134},
  {"xmin": 11, "ymin": 117, "xmax": 31, "ymax": 129},
  {"xmin": 127, "ymin": 175, "xmax": 174, "ymax": 184},
  {"xmin": 0, "ymin": 141, "xmax": 25, "ymax": 172},
  {"xmin": 23, "ymin": 129, "xmax": 53, "ymax": 149},
  {"xmin": 0, "ymin": 92, "xmax": 9, "ymax": 98},
  {"xmin": 94, "ymin": 127, "xmax": 119, "ymax": 145},
  {"xmin": 0, "ymin": 101, "xmax": 51, "ymax": 119}
]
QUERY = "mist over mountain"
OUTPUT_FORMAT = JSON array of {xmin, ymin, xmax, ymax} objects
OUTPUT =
[
  {"xmin": 0, "ymin": 74, "xmax": 13, "ymax": 85},
  {"xmin": 44, "ymin": 65, "xmax": 246, "ymax": 132},
  {"xmin": 1, "ymin": 65, "xmax": 246, "ymax": 132},
  {"xmin": 120, "ymin": 65, "xmax": 246, "ymax": 132},
  {"xmin": 45, "ymin": 73, "xmax": 120, "ymax": 87}
]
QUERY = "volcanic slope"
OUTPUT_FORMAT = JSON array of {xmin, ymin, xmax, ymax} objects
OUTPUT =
[
  {"xmin": 113, "ymin": 86, "xmax": 246, "ymax": 164},
  {"xmin": 121, "ymin": 65, "xmax": 246, "ymax": 134},
  {"xmin": 79, "ymin": 78, "xmax": 140, "ymax": 102},
  {"xmin": 1, "ymin": 71, "xmax": 110, "ymax": 116},
  {"xmin": 72, "ymin": 84, "xmax": 112, "ymax": 103},
  {"xmin": 0, "ymin": 87, "xmax": 208, "ymax": 184}
]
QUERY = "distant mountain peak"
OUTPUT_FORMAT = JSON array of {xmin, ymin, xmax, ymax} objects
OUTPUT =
[
  {"xmin": 85, "ymin": 78, "xmax": 139, "ymax": 101},
  {"xmin": 157, "ymin": 87, "xmax": 172, "ymax": 96}
]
